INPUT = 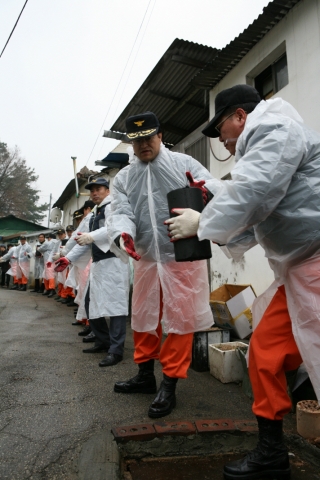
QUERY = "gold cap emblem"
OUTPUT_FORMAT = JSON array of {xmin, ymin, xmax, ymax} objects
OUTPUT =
[{"xmin": 134, "ymin": 120, "xmax": 145, "ymax": 127}]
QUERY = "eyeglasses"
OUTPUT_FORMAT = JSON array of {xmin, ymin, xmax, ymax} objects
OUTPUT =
[
  {"xmin": 215, "ymin": 112, "xmax": 235, "ymax": 134},
  {"xmin": 131, "ymin": 136, "xmax": 153, "ymax": 145}
]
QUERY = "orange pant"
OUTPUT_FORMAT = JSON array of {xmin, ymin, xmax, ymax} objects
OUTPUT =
[
  {"xmin": 133, "ymin": 287, "xmax": 194, "ymax": 379},
  {"xmin": 18, "ymin": 273, "xmax": 28, "ymax": 285},
  {"xmin": 13, "ymin": 276, "xmax": 19, "ymax": 284},
  {"xmin": 249, "ymin": 285, "xmax": 302, "ymax": 420},
  {"xmin": 44, "ymin": 278, "xmax": 55, "ymax": 290},
  {"xmin": 60, "ymin": 286, "xmax": 74, "ymax": 299}
]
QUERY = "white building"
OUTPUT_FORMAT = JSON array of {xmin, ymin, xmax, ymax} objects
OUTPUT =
[{"xmin": 108, "ymin": 0, "xmax": 315, "ymax": 296}]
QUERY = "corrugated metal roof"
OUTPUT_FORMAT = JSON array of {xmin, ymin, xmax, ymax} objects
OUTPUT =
[
  {"xmin": 191, "ymin": 0, "xmax": 301, "ymax": 89},
  {"xmin": 110, "ymin": 38, "xmax": 219, "ymax": 146},
  {"xmin": 110, "ymin": 1, "xmax": 300, "ymax": 147},
  {"xmin": 0, "ymin": 215, "xmax": 50, "ymax": 240},
  {"xmin": 52, "ymin": 178, "xmax": 88, "ymax": 210}
]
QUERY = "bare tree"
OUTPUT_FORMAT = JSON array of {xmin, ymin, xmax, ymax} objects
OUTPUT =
[{"xmin": 0, "ymin": 142, "xmax": 48, "ymax": 223}]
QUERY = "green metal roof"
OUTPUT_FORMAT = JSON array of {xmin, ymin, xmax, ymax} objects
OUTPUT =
[{"xmin": 0, "ymin": 215, "xmax": 50, "ymax": 241}]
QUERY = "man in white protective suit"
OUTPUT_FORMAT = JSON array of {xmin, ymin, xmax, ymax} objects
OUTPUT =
[
  {"xmin": 61, "ymin": 201, "xmax": 95, "ymax": 329},
  {"xmin": 54, "ymin": 178, "xmax": 130, "ymax": 367},
  {"xmin": 29, "ymin": 233, "xmax": 46, "ymax": 293},
  {"xmin": 38, "ymin": 233, "xmax": 58, "ymax": 296},
  {"xmin": 15, "ymin": 236, "xmax": 32, "ymax": 291},
  {"xmin": 107, "ymin": 112, "xmax": 214, "ymax": 419},
  {"xmin": 165, "ymin": 84, "xmax": 320, "ymax": 480}
]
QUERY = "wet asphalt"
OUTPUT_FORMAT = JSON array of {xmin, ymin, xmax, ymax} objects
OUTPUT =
[{"xmin": 0, "ymin": 287, "xmax": 297, "ymax": 479}]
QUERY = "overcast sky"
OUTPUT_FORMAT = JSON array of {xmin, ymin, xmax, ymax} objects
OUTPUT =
[{"xmin": 0, "ymin": 0, "xmax": 270, "ymax": 222}]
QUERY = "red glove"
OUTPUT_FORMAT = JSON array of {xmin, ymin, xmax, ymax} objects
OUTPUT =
[
  {"xmin": 186, "ymin": 171, "xmax": 208, "ymax": 204},
  {"xmin": 54, "ymin": 257, "xmax": 70, "ymax": 272},
  {"xmin": 120, "ymin": 233, "xmax": 141, "ymax": 261},
  {"xmin": 46, "ymin": 262, "xmax": 52, "ymax": 268}
]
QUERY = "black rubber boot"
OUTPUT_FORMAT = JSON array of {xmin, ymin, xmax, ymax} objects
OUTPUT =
[
  {"xmin": 47, "ymin": 289, "xmax": 56, "ymax": 298},
  {"xmin": 223, "ymin": 416, "xmax": 291, "ymax": 480},
  {"xmin": 30, "ymin": 279, "xmax": 40, "ymax": 292},
  {"xmin": 114, "ymin": 360, "xmax": 157, "ymax": 394},
  {"xmin": 148, "ymin": 374, "xmax": 178, "ymax": 418},
  {"xmin": 20, "ymin": 284, "xmax": 27, "ymax": 291},
  {"xmin": 10, "ymin": 285, "xmax": 19, "ymax": 290}
]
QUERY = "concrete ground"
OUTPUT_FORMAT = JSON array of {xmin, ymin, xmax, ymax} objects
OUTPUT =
[{"xmin": 0, "ymin": 287, "xmax": 298, "ymax": 479}]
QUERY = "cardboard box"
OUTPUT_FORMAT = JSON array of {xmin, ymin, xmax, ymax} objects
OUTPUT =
[
  {"xmin": 209, "ymin": 284, "xmax": 256, "ymax": 339},
  {"xmin": 208, "ymin": 341, "xmax": 248, "ymax": 383}
]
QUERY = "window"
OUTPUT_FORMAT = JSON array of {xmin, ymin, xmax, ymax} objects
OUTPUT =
[{"xmin": 255, "ymin": 53, "xmax": 288, "ymax": 100}]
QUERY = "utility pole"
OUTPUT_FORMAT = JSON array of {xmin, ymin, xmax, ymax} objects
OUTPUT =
[{"xmin": 47, "ymin": 193, "xmax": 52, "ymax": 228}]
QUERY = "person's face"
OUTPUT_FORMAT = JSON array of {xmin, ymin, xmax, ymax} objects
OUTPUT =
[
  {"xmin": 83, "ymin": 207, "xmax": 91, "ymax": 217},
  {"xmin": 132, "ymin": 133, "xmax": 162, "ymax": 163},
  {"xmin": 0, "ymin": 247, "xmax": 5, "ymax": 253},
  {"xmin": 20, "ymin": 239, "xmax": 26, "ymax": 245},
  {"xmin": 90, "ymin": 186, "xmax": 109, "ymax": 205},
  {"xmin": 75, "ymin": 216, "xmax": 83, "ymax": 226},
  {"xmin": 58, "ymin": 233, "xmax": 66, "ymax": 240},
  {"xmin": 217, "ymin": 108, "xmax": 247, "ymax": 156},
  {"xmin": 38, "ymin": 235, "xmax": 45, "ymax": 243},
  {"xmin": 66, "ymin": 230, "xmax": 73, "ymax": 238}
]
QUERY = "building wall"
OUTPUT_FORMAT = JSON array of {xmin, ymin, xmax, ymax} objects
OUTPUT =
[
  {"xmin": 57, "ymin": 171, "xmax": 119, "ymax": 228},
  {"xmin": 173, "ymin": 0, "xmax": 318, "ymax": 296}
]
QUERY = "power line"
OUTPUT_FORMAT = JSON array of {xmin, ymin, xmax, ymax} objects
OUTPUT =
[
  {"xmin": 96, "ymin": 0, "xmax": 156, "ymax": 161},
  {"xmin": 0, "ymin": 0, "xmax": 29, "ymax": 59},
  {"xmin": 85, "ymin": 0, "xmax": 156, "ymax": 166}
]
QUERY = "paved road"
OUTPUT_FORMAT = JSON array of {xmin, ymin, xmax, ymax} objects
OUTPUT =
[{"xmin": 0, "ymin": 288, "xmax": 295, "ymax": 479}]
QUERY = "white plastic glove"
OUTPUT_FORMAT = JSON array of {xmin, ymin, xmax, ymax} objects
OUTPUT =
[
  {"xmin": 76, "ymin": 233, "xmax": 94, "ymax": 246},
  {"xmin": 52, "ymin": 252, "xmax": 60, "ymax": 261},
  {"xmin": 165, "ymin": 208, "xmax": 200, "ymax": 240}
]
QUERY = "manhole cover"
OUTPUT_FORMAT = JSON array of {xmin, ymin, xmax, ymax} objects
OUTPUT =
[{"xmin": 125, "ymin": 450, "xmax": 320, "ymax": 480}]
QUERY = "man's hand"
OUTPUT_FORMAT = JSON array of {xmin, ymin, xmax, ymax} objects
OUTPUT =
[
  {"xmin": 76, "ymin": 233, "xmax": 94, "ymax": 246},
  {"xmin": 52, "ymin": 252, "xmax": 60, "ymax": 261},
  {"xmin": 165, "ymin": 208, "xmax": 200, "ymax": 241},
  {"xmin": 120, "ymin": 233, "xmax": 141, "ymax": 261},
  {"xmin": 186, "ymin": 171, "xmax": 210, "ymax": 204},
  {"xmin": 54, "ymin": 257, "xmax": 70, "ymax": 272}
]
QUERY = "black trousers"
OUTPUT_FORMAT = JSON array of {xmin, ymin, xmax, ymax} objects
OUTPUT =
[{"xmin": 85, "ymin": 284, "xmax": 127, "ymax": 356}]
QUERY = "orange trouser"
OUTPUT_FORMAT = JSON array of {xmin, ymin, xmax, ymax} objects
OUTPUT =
[
  {"xmin": 13, "ymin": 276, "xmax": 19, "ymax": 284},
  {"xmin": 44, "ymin": 278, "xmax": 55, "ymax": 290},
  {"xmin": 60, "ymin": 286, "xmax": 75, "ymax": 298},
  {"xmin": 18, "ymin": 273, "xmax": 28, "ymax": 285},
  {"xmin": 249, "ymin": 285, "xmax": 302, "ymax": 420},
  {"xmin": 133, "ymin": 287, "xmax": 194, "ymax": 379}
]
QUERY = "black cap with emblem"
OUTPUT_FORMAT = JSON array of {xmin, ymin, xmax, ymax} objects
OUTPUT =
[
  {"xmin": 85, "ymin": 177, "xmax": 110, "ymax": 190},
  {"xmin": 126, "ymin": 111, "xmax": 160, "ymax": 140}
]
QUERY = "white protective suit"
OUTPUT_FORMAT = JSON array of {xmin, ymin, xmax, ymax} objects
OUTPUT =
[
  {"xmin": 67, "ymin": 196, "xmax": 130, "ymax": 319},
  {"xmin": 198, "ymin": 98, "xmax": 320, "ymax": 401},
  {"xmin": 16, "ymin": 243, "xmax": 32, "ymax": 279},
  {"xmin": 1, "ymin": 246, "xmax": 18, "ymax": 278},
  {"xmin": 63, "ymin": 213, "xmax": 93, "ymax": 313},
  {"xmin": 108, "ymin": 143, "xmax": 214, "ymax": 335},
  {"xmin": 33, "ymin": 242, "xmax": 45, "ymax": 279},
  {"xmin": 38, "ymin": 239, "xmax": 58, "ymax": 280}
]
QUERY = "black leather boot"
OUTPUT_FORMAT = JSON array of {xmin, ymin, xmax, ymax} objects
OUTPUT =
[
  {"xmin": 148, "ymin": 373, "xmax": 177, "ymax": 418},
  {"xmin": 30, "ymin": 279, "xmax": 40, "ymax": 292},
  {"xmin": 47, "ymin": 289, "xmax": 56, "ymax": 298},
  {"xmin": 10, "ymin": 284, "xmax": 19, "ymax": 290},
  {"xmin": 223, "ymin": 416, "xmax": 290, "ymax": 479},
  {"xmin": 20, "ymin": 284, "xmax": 27, "ymax": 291},
  {"xmin": 114, "ymin": 360, "xmax": 157, "ymax": 394}
]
